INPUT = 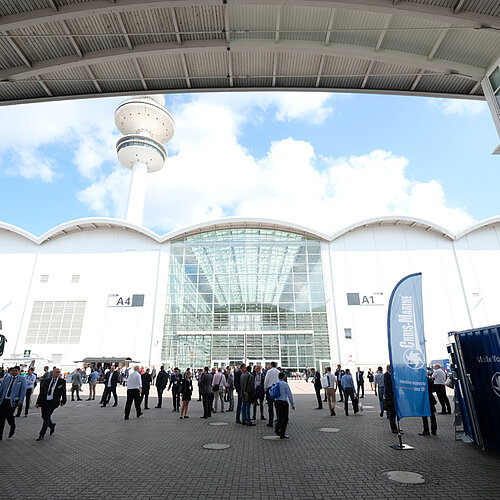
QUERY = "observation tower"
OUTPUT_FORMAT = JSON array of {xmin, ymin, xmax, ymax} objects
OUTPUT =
[{"xmin": 115, "ymin": 95, "xmax": 175, "ymax": 226}]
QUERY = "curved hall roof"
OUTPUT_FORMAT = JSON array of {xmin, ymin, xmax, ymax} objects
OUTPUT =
[
  {"xmin": 331, "ymin": 215, "xmax": 455, "ymax": 240},
  {"xmin": 0, "ymin": 215, "xmax": 497, "ymax": 245},
  {"xmin": 455, "ymin": 215, "xmax": 500, "ymax": 240},
  {"xmin": 162, "ymin": 217, "xmax": 331, "ymax": 242},
  {"xmin": 38, "ymin": 217, "xmax": 161, "ymax": 244},
  {"xmin": 0, "ymin": 1, "xmax": 499, "ymax": 105}
]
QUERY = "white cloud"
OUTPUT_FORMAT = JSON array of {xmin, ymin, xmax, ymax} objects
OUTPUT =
[
  {"xmin": 13, "ymin": 150, "xmax": 56, "ymax": 183},
  {"xmin": 427, "ymin": 98, "xmax": 488, "ymax": 116},
  {"xmin": 0, "ymin": 92, "xmax": 474, "ymax": 234},
  {"xmin": 79, "ymin": 95, "xmax": 474, "ymax": 234},
  {"xmin": 0, "ymin": 97, "xmax": 121, "ymax": 182},
  {"xmin": 270, "ymin": 92, "xmax": 334, "ymax": 124}
]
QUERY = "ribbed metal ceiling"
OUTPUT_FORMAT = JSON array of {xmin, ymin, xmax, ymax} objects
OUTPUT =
[{"xmin": 0, "ymin": 0, "xmax": 499, "ymax": 104}]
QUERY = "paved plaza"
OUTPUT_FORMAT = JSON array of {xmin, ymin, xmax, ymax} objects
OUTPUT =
[{"xmin": 1, "ymin": 381, "xmax": 499, "ymax": 499}]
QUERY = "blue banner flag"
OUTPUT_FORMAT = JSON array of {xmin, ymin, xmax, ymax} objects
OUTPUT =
[
  {"xmin": 456, "ymin": 326, "xmax": 500, "ymax": 452},
  {"xmin": 387, "ymin": 273, "xmax": 431, "ymax": 420}
]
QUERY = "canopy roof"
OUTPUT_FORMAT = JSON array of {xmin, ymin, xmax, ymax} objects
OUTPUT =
[
  {"xmin": 0, "ymin": 0, "xmax": 499, "ymax": 105},
  {"xmin": 75, "ymin": 357, "xmax": 138, "ymax": 364}
]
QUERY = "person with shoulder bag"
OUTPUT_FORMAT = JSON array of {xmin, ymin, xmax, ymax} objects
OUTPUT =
[
  {"xmin": 212, "ymin": 367, "xmax": 226, "ymax": 413},
  {"xmin": 240, "ymin": 368, "xmax": 255, "ymax": 426}
]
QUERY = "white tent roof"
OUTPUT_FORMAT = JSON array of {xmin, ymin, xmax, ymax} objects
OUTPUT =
[{"xmin": 0, "ymin": 0, "xmax": 499, "ymax": 105}]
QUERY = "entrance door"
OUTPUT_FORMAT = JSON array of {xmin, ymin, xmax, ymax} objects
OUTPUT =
[
  {"xmin": 247, "ymin": 360, "xmax": 264, "ymax": 370},
  {"xmin": 213, "ymin": 360, "xmax": 228, "ymax": 369}
]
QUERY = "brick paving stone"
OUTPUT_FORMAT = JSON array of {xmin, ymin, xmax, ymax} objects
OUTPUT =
[{"xmin": 0, "ymin": 382, "xmax": 498, "ymax": 499}]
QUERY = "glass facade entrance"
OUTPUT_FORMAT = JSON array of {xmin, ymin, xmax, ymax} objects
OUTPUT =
[{"xmin": 162, "ymin": 228, "xmax": 330, "ymax": 369}]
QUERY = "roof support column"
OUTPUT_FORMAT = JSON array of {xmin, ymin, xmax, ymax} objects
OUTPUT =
[{"xmin": 481, "ymin": 58, "xmax": 500, "ymax": 154}]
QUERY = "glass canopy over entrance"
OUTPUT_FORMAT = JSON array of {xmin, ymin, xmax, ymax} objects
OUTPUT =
[{"xmin": 162, "ymin": 228, "xmax": 330, "ymax": 370}]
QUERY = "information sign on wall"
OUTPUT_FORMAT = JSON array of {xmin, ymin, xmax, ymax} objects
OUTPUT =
[
  {"xmin": 107, "ymin": 294, "xmax": 145, "ymax": 307},
  {"xmin": 346, "ymin": 292, "xmax": 384, "ymax": 305}
]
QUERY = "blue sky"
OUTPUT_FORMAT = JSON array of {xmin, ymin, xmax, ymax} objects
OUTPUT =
[{"xmin": 0, "ymin": 91, "xmax": 497, "ymax": 236}]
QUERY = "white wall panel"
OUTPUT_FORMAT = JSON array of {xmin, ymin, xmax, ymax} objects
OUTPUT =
[
  {"xmin": 328, "ymin": 225, "xmax": 469, "ymax": 371},
  {"xmin": 0, "ymin": 231, "xmax": 38, "ymax": 356},
  {"xmin": 16, "ymin": 229, "xmax": 162, "ymax": 370},
  {"xmin": 455, "ymin": 225, "xmax": 500, "ymax": 328}
]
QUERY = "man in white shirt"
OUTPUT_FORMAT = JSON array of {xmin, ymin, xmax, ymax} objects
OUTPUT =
[
  {"xmin": 324, "ymin": 367, "xmax": 337, "ymax": 416},
  {"xmin": 124, "ymin": 366, "xmax": 142, "ymax": 420},
  {"xmin": 432, "ymin": 364, "xmax": 451, "ymax": 415},
  {"xmin": 212, "ymin": 367, "xmax": 226, "ymax": 413},
  {"xmin": 263, "ymin": 361, "xmax": 280, "ymax": 428}
]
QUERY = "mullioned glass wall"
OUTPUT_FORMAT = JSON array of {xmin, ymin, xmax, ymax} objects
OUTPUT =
[{"xmin": 162, "ymin": 228, "xmax": 330, "ymax": 370}]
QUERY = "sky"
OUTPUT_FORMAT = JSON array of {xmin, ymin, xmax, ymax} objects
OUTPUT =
[{"xmin": 0, "ymin": 90, "xmax": 498, "ymax": 237}]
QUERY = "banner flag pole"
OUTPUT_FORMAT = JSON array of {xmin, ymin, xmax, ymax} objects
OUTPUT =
[{"xmin": 387, "ymin": 272, "xmax": 431, "ymax": 451}]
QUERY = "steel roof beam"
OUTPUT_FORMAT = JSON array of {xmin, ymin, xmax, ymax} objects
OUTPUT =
[
  {"xmin": 315, "ymin": 54, "xmax": 324, "ymax": 87},
  {"xmin": 469, "ymin": 80, "xmax": 481, "ymax": 95},
  {"xmin": 133, "ymin": 58, "xmax": 148, "ymax": 89},
  {"xmin": 375, "ymin": 14, "xmax": 392, "ymax": 52},
  {"xmin": 61, "ymin": 20, "xmax": 84, "ymax": 57},
  {"xmin": 35, "ymin": 75, "xmax": 52, "ymax": 96},
  {"xmin": 0, "ymin": 39, "xmax": 485, "ymax": 83},
  {"xmin": 169, "ymin": 7, "xmax": 182, "ymax": 45},
  {"xmin": 84, "ymin": 66, "xmax": 102, "ymax": 92},
  {"xmin": 180, "ymin": 53, "xmax": 192, "ymax": 88},
  {"xmin": 0, "ymin": 86, "xmax": 485, "ymax": 107},
  {"xmin": 227, "ymin": 48, "xmax": 233, "ymax": 87},
  {"xmin": 361, "ymin": 60, "xmax": 374, "ymax": 88},
  {"xmin": 0, "ymin": 40, "xmax": 227, "ymax": 81},
  {"xmin": 0, "ymin": 1, "xmax": 499, "ymax": 32},
  {"xmin": 410, "ymin": 68, "xmax": 424, "ymax": 91},
  {"xmin": 427, "ymin": 26, "xmax": 449, "ymax": 61},
  {"xmin": 275, "ymin": 6, "xmax": 281, "ymax": 44},
  {"xmin": 453, "ymin": 0, "xmax": 467, "ymax": 15},
  {"xmin": 272, "ymin": 52, "xmax": 277, "ymax": 87},
  {"xmin": 324, "ymin": 9, "xmax": 336, "ymax": 46},
  {"xmin": 116, "ymin": 11, "xmax": 133, "ymax": 50},
  {"xmin": 2, "ymin": 34, "xmax": 31, "ymax": 67},
  {"xmin": 232, "ymin": 39, "xmax": 485, "ymax": 79}
]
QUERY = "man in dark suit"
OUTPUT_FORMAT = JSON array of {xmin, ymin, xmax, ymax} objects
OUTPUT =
[
  {"xmin": 383, "ymin": 364, "xmax": 398, "ymax": 434},
  {"xmin": 199, "ymin": 367, "xmax": 213, "ymax": 418},
  {"xmin": 35, "ymin": 367, "xmax": 66, "ymax": 441},
  {"xmin": 168, "ymin": 367, "xmax": 182, "ymax": 412},
  {"xmin": 356, "ymin": 367, "xmax": 365, "ymax": 398},
  {"xmin": 140, "ymin": 368, "xmax": 152, "ymax": 410},
  {"xmin": 101, "ymin": 366, "xmax": 119, "ymax": 407},
  {"xmin": 334, "ymin": 365, "xmax": 345, "ymax": 402},
  {"xmin": 310, "ymin": 368, "xmax": 323, "ymax": 409},
  {"xmin": 155, "ymin": 366, "xmax": 168, "ymax": 408}
]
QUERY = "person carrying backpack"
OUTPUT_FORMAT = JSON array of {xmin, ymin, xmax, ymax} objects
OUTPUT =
[{"xmin": 270, "ymin": 372, "xmax": 295, "ymax": 439}]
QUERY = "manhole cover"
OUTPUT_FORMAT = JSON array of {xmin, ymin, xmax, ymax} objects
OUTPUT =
[
  {"xmin": 203, "ymin": 443, "xmax": 230, "ymax": 450},
  {"xmin": 384, "ymin": 471, "xmax": 425, "ymax": 484},
  {"xmin": 208, "ymin": 422, "xmax": 229, "ymax": 426},
  {"xmin": 262, "ymin": 435, "xmax": 281, "ymax": 440},
  {"xmin": 319, "ymin": 427, "xmax": 340, "ymax": 433}
]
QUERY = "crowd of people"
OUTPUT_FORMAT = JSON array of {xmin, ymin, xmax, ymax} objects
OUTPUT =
[{"xmin": 0, "ymin": 361, "xmax": 452, "ymax": 442}]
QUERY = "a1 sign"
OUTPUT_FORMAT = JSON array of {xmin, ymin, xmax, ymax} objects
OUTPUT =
[
  {"xmin": 107, "ymin": 294, "xmax": 145, "ymax": 307},
  {"xmin": 347, "ymin": 292, "xmax": 384, "ymax": 306}
]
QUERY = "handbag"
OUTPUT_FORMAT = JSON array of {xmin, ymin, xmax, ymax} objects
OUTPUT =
[{"xmin": 212, "ymin": 372, "xmax": 221, "ymax": 392}]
